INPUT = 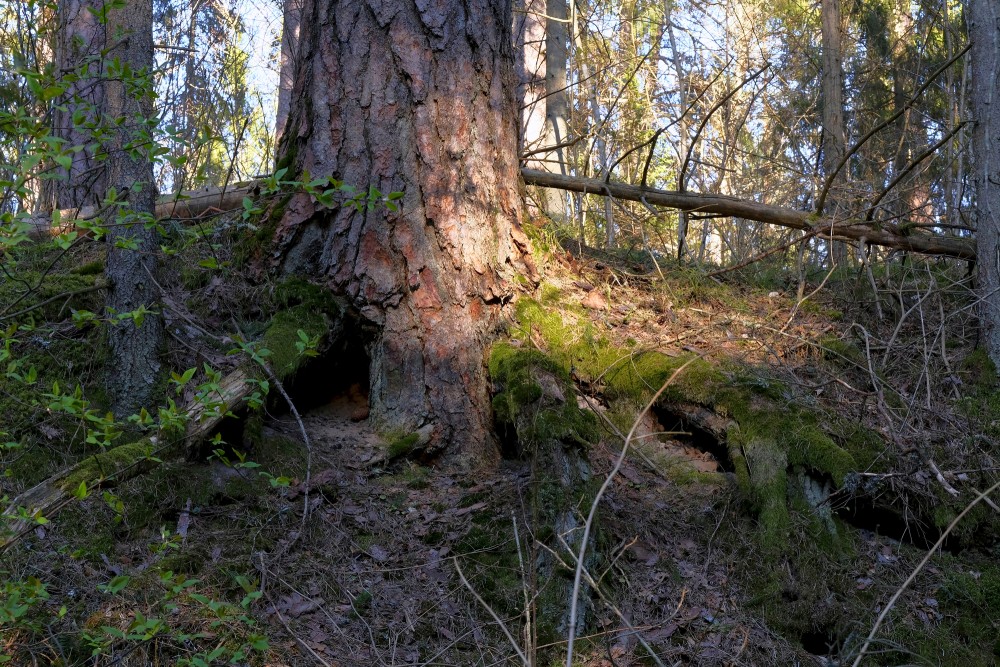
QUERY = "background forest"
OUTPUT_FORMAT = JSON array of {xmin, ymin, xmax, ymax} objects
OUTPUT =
[{"xmin": 1, "ymin": 0, "xmax": 1000, "ymax": 665}]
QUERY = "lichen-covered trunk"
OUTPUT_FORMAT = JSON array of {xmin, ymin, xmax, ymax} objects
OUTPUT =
[
  {"xmin": 971, "ymin": 0, "xmax": 1000, "ymax": 366},
  {"xmin": 104, "ymin": 0, "xmax": 162, "ymax": 418},
  {"xmin": 274, "ymin": 0, "xmax": 533, "ymax": 468}
]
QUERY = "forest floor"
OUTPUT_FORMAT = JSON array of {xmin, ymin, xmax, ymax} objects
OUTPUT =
[{"xmin": 3, "ymin": 230, "xmax": 1000, "ymax": 666}]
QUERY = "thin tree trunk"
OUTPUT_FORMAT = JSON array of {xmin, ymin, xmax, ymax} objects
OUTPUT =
[
  {"xmin": 275, "ymin": 0, "xmax": 302, "ymax": 145},
  {"xmin": 173, "ymin": 0, "xmax": 202, "ymax": 189},
  {"xmin": 514, "ymin": 0, "xmax": 548, "ymax": 220},
  {"xmin": 274, "ymin": 0, "xmax": 534, "ymax": 468},
  {"xmin": 970, "ymin": 0, "xmax": 1000, "ymax": 364},
  {"xmin": 666, "ymin": 13, "xmax": 690, "ymax": 259},
  {"xmin": 820, "ymin": 0, "xmax": 848, "ymax": 265},
  {"xmin": 542, "ymin": 0, "xmax": 569, "ymax": 221},
  {"xmin": 42, "ymin": 0, "xmax": 106, "ymax": 212},
  {"xmin": 515, "ymin": 0, "xmax": 547, "ymax": 161},
  {"xmin": 104, "ymin": 0, "xmax": 163, "ymax": 419}
]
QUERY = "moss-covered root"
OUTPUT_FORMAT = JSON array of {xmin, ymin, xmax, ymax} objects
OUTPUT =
[
  {"xmin": 508, "ymin": 294, "xmax": 863, "ymax": 551},
  {"xmin": 489, "ymin": 342, "xmax": 600, "ymax": 644}
]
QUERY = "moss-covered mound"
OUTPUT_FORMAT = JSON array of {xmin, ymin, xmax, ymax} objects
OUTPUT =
[{"xmin": 504, "ymin": 292, "xmax": 863, "ymax": 549}]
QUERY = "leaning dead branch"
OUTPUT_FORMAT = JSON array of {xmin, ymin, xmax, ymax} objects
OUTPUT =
[
  {"xmin": 25, "ymin": 181, "xmax": 263, "ymax": 239},
  {"xmin": 521, "ymin": 169, "xmax": 975, "ymax": 261}
]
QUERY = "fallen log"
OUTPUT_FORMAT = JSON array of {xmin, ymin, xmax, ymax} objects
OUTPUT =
[
  {"xmin": 26, "ymin": 182, "xmax": 261, "ymax": 239},
  {"xmin": 26, "ymin": 170, "xmax": 978, "ymax": 261},
  {"xmin": 0, "ymin": 290, "xmax": 343, "ymax": 551},
  {"xmin": 0, "ymin": 364, "xmax": 258, "ymax": 550},
  {"xmin": 521, "ymin": 169, "xmax": 976, "ymax": 261}
]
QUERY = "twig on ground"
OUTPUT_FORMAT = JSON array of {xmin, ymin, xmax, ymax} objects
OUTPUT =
[
  {"xmin": 454, "ymin": 556, "xmax": 529, "ymax": 667},
  {"xmin": 565, "ymin": 352, "xmax": 708, "ymax": 667}
]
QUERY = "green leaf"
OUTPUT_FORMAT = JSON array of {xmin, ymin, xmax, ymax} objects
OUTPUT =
[
  {"xmin": 72, "ymin": 480, "xmax": 88, "ymax": 500},
  {"xmin": 100, "ymin": 575, "xmax": 130, "ymax": 595}
]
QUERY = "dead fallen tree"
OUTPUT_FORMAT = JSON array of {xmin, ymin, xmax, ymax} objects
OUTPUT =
[
  {"xmin": 28, "ymin": 170, "xmax": 977, "ymax": 261},
  {"xmin": 26, "ymin": 182, "xmax": 260, "ymax": 239},
  {"xmin": 521, "ymin": 168, "xmax": 976, "ymax": 261},
  {"xmin": 0, "ymin": 365, "xmax": 258, "ymax": 550}
]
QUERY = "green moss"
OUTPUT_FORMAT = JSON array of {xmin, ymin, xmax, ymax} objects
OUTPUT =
[
  {"xmin": 71, "ymin": 260, "xmax": 104, "ymax": 275},
  {"xmin": 454, "ymin": 515, "xmax": 524, "ymax": 631},
  {"xmin": 59, "ymin": 440, "xmax": 155, "ymax": 491},
  {"xmin": 158, "ymin": 549, "xmax": 205, "ymax": 575},
  {"xmin": 489, "ymin": 343, "xmax": 598, "ymax": 448},
  {"xmin": 720, "ymin": 393, "xmax": 856, "ymax": 549},
  {"xmin": 818, "ymin": 335, "xmax": 863, "ymax": 365},
  {"xmin": 838, "ymin": 424, "xmax": 887, "ymax": 471},
  {"xmin": 262, "ymin": 279, "xmax": 341, "ymax": 379},
  {"xmin": 735, "ymin": 517, "xmax": 857, "ymax": 649},
  {"xmin": 2, "ymin": 271, "xmax": 102, "ymax": 322},
  {"xmin": 57, "ymin": 503, "xmax": 117, "ymax": 559},
  {"xmin": 956, "ymin": 349, "xmax": 1000, "ymax": 444},
  {"xmin": 867, "ymin": 556, "xmax": 1000, "ymax": 665},
  {"xmin": 179, "ymin": 264, "xmax": 211, "ymax": 290},
  {"xmin": 244, "ymin": 192, "xmax": 294, "ymax": 264},
  {"xmin": 539, "ymin": 282, "xmax": 562, "ymax": 304},
  {"xmin": 398, "ymin": 464, "xmax": 430, "ymax": 489},
  {"xmin": 800, "ymin": 301, "xmax": 843, "ymax": 320},
  {"xmin": 507, "ymin": 296, "xmax": 860, "ymax": 550},
  {"xmin": 385, "ymin": 431, "xmax": 420, "ymax": 458},
  {"xmin": 959, "ymin": 348, "xmax": 998, "ymax": 390}
]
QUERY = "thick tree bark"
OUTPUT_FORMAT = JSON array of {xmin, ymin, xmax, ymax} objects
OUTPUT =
[
  {"xmin": 971, "ymin": 0, "xmax": 1000, "ymax": 365},
  {"xmin": 104, "ymin": 0, "xmax": 163, "ymax": 418},
  {"xmin": 274, "ymin": 0, "xmax": 533, "ymax": 468}
]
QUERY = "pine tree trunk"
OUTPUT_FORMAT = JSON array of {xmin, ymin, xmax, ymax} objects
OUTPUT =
[
  {"xmin": 971, "ymin": 0, "xmax": 1000, "ymax": 366},
  {"xmin": 104, "ymin": 0, "xmax": 162, "ymax": 418},
  {"xmin": 820, "ymin": 0, "xmax": 848, "ymax": 265},
  {"xmin": 274, "ymin": 0, "xmax": 533, "ymax": 468}
]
